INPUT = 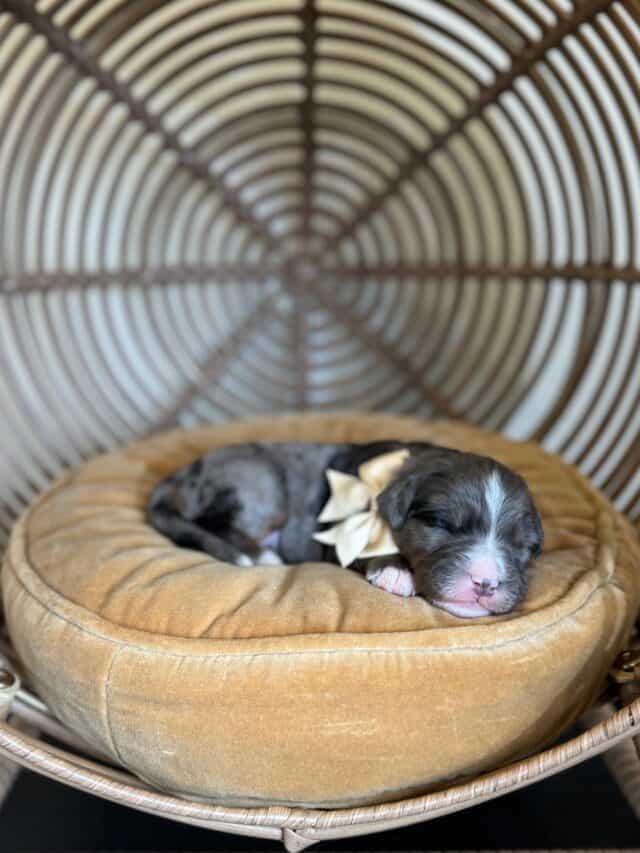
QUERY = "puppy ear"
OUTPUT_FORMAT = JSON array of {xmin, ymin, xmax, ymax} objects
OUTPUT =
[{"xmin": 378, "ymin": 474, "xmax": 417, "ymax": 530}]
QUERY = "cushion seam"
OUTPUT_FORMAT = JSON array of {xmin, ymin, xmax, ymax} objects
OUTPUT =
[
  {"xmin": 4, "ymin": 546, "xmax": 626, "ymax": 660},
  {"xmin": 103, "ymin": 647, "xmax": 126, "ymax": 767}
]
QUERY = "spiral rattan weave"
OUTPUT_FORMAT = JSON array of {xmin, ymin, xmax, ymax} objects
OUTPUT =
[{"xmin": 0, "ymin": 0, "xmax": 639, "ymax": 848}]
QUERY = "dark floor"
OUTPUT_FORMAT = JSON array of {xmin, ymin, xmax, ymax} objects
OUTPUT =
[{"xmin": 0, "ymin": 754, "xmax": 638, "ymax": 852}]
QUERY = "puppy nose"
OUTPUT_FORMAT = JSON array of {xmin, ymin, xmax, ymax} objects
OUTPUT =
[
  {"xmin": 469, "ymin": 556, "xmax": 499, "ymax": 594},
  {"xmin": 472, "ymin": 577, "xmax": 498, "ymax": 595}
]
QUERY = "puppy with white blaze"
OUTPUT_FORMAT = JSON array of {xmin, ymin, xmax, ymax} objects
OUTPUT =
[{"xmin": 148, "ymin": 440, "xmax": 544, "ymax": 618}]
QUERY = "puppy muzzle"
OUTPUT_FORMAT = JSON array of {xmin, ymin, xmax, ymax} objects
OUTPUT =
[{"xmin": 416, "ymin": 542, "xmax": 517, "ymax": 618}]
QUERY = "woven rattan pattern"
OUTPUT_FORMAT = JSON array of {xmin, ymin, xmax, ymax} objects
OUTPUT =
[{"xmin": 0, "ymin": 0, "xmax": 639, "ymax": 539}]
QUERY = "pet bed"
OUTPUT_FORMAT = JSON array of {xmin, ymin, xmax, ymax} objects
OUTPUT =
[{"xmin": 3, "ymin": 414, "xmax": 639, "ymax": 817}]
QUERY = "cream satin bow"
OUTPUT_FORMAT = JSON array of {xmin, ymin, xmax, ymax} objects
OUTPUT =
[{"xmin": 313, "ymin": 449, "xmax": 410, "ymax": 567}]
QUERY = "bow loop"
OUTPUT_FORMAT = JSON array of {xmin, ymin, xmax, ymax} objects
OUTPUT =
[
  {"xmin": 317, "ymin": 470, "xmax": 370, "ymax": 522},
  {"xmin": 313, "ymin": 449, "xmax": 410, "ymax": 567}
]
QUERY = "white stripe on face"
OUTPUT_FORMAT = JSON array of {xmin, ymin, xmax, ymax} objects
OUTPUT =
[
  {"xmin": 484, "ymin": 470, "xmax": 505, "ymax": 537},
  {"xmin": 465, "ymin": 471, "xmax": 506, "ymax": 585}
]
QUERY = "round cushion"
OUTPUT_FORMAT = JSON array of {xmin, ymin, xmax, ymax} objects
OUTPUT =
[{"xmin": 3, "ymin": 414, "xmax": 639, "ymax": 809}]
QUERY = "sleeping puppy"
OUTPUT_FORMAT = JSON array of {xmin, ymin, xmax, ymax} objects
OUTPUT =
[{"xmin": 147, "ymin": 441, "xmax": 543, "ymax": 618}]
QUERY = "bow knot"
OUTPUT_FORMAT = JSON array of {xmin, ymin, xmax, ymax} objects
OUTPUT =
[{"xmin": 313, "ymin": 449, "xmax": 410, "ymax": 567}]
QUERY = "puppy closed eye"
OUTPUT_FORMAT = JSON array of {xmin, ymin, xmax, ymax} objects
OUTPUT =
[{"xmin": 411, "ymin": 510, "xmax": 462, "ymax": 535}]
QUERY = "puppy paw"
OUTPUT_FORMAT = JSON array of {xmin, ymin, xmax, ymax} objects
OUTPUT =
[
  {"xmin": 366, "ymin": 565, "xmax": 416, "ymax": 597},
  {"xmin": 255, "ymin": 548, "xmax": 283, "ymax": 566},
  {"xmin": 235, "ymin": 554, "xmax": 254, "ymax": 567}
]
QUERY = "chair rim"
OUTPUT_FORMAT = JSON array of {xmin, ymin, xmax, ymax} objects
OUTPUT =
[{"xmin": 0, "ymin": 673, "xmax": 637, "ymax": 851}]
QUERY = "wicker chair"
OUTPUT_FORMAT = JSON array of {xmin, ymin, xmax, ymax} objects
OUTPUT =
[{"xmin": 0, "ymin": 0, "xmax": 638, "ymax": 848}]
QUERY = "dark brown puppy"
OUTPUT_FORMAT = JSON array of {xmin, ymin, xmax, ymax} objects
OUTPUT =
[{"xmin": 147, "ymin": 441, "xmax": 543, "ymax": 617}]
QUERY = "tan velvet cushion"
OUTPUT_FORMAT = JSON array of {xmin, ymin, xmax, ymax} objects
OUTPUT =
[{"xmin": 3, "ymin": 414, "xmax": 640, "ymax": 808}]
